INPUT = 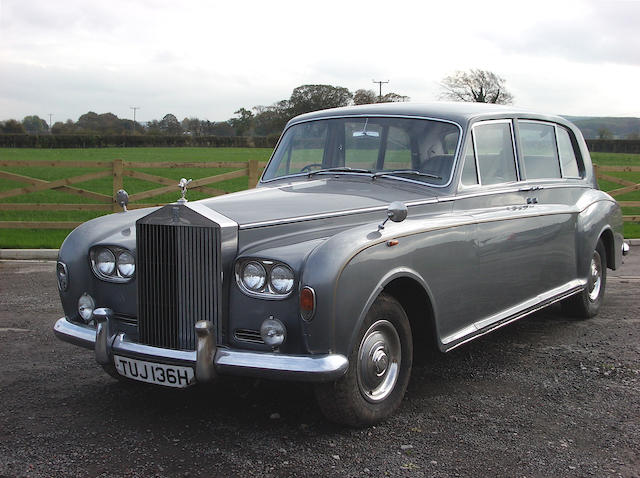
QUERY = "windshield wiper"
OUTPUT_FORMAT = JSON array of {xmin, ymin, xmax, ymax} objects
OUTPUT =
[
  {"xmin": 372, "ymin": 169, "xmax": 442, "ymax": 181},
  {"xmin": 307, "ymin": 167, "xmax": 373, "ymax": 177}
]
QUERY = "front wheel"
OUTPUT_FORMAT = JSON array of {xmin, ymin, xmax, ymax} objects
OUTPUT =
[
  {"xmin": 562, "ymin": 239, "xmax": 607, "ymax": 318},
  {"xmin": 315, "ymin": 293, "xmax": 413, "ymax": 427}
]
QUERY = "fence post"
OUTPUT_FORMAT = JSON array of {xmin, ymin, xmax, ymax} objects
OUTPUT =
[
  {"xmin": 112, "ymin": 159, "xmax": 124, "ymax": 212},
  {"xmin": 248, "ymin": 160, "xmax": 259, "ymax": 188}
]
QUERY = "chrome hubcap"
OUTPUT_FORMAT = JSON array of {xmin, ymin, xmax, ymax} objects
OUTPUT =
[
  {"xmin": 588, "ymin": 251, "xmax": 602, "ymax": 302},
  {"xmin": 357, "ymin": 320, "xmax": 401, "ymax": 403}
]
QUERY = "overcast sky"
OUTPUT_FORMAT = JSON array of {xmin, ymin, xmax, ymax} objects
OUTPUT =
[{"xmin": 1, "ymin": 0, "xmax": 639, "ymax": 124}]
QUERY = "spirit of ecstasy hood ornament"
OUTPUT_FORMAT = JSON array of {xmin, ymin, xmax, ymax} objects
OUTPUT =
[{"xmin": 177, "ymin": 178, "xmax": 192, "ymax": 203}]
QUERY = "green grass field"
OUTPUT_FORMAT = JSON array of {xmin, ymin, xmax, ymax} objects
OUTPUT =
[{"xmin": 0, "ymin": 148, "xmax": 638, "ymax": 248}]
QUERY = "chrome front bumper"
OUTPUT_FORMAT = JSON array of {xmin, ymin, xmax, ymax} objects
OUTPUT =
[{"xmin": 53, "ymin": 316, "xmax": 348, "ymax": 383}]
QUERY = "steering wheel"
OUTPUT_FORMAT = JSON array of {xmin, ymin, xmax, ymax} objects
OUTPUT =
[{"xmin": 300, "ymin": 163, "xmax": 323, "ymax": 173}]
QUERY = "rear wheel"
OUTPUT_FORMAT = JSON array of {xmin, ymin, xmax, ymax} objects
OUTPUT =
[
  {"xmin": 315, "ymin": 293, "xmax": 413, "ymax": 427},
  {"xmin": 562, "ymin": 239, "xmax": 607, "ymax": 318}
]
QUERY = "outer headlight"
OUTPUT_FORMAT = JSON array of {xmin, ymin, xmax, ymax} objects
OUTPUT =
[
  {"xmin": 242, "ymin": 262, "xmax": 267, "ymax": 291},
  {"xmin": 116, "ymin": 250, "xmax": 135, "ymax": 278},
  {"xmin": 90, "ymin": 246, "xmax": 135, "ymax": 282},
  {"xmin": 270, "ymin": 265, "xmax": 294, "ymax": 294},
  {"xmin": 96, "ymin": 248, "xmax": 116, "ymax": 275}
]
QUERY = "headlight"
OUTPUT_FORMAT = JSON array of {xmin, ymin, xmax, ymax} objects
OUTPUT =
[
  {"xmin": 242, "ymin": 261, "xmax": 267, "ymax": 291},
  {"xmin": 116, "ymin": 250, "xmax": 135, "ymax": 277},
  {"xmin": 96, "ymin": 249, "xmax": 116, "ymax": 275},
  {"xmin": 270, "ymin": 265, "xmax": 294, "ymax": 294},
  {"xmin": 78, "ymin": 293, "xmax": 95, "ymax": 323},
  {"xmin": 90, "ymin": 246, "xmax": 135, "ymax": 282},
  {"xmin": 236, "ymin": 259, "xmax": 296, "ymax": 298}
]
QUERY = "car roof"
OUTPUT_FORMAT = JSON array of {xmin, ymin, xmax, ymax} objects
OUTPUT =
[{"xmin": 287, "ymin": 102, "xmax": 572, "ymax": 129}]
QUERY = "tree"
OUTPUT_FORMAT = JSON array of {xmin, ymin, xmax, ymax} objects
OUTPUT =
[
  {"xmin": 22, "ymin": 115, "xmax": 49, "ymax": 134},
  {"xmin": 0, "ymin": 119, "xmax": 26, "ymax": 133},
  {"xmin": 159, "ymin": 114, "xmax": 182, "ymax": 135},
  {"xmin": 597, "ymin": 128, "xmax": 613, "ymax": 140},
  {"xmin": 440, "ymin": 69, "xmax": 513, "ymax": 104},
  {"xmin": 353, "ymin": 89, "xmax": 410, "ymax": 105},
  {"xmin": 229, "ymin": 108, "xmax": 255, "ymax": 136},
  {"xmin": 353, "ymin": 89, "xmax": 378, "ymax": 105},
  {"xmin": 287, "ymin": 84, "xmax": 352, "ymax": 117},
  {"xmin": 51, "ymin": 119, "xmax": 77, "ymax": 134}
]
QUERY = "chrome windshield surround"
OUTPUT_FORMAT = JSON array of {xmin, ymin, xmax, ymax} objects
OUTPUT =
[{"xmin": 260, "ymin": 114, "xmax": 463, "ymax": 189}]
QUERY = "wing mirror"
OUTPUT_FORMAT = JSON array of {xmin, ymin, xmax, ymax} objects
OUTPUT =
[
  {"xmin": 116, "ymin": 189, "xmax": 129, "ymax": 212},
  {"xmin": 378, "ymin": 201, "xmax": 408, "ymax": 231}
]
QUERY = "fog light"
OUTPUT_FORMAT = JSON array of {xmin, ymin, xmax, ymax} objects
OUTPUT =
[
  {"xmin": 260, "ymin": 317, "xmax": 286, "ymax": 348},
  {"xmin": 78, "ymin": 293, "xmax": 95, "ymax": 323}
]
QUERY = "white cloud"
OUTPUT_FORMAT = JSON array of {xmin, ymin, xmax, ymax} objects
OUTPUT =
[{"xmin": 1, "ymin": 0, "xmax": 639, "ymax": 122}]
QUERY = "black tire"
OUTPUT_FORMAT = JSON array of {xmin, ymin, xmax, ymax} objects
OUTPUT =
[
  {"xmin": 314, "ymin": 293, "xmax": 413, "ymax": 427},
  {"xmin": 562, "ymin": 239, "xmax": 607, "ymax": 319}
]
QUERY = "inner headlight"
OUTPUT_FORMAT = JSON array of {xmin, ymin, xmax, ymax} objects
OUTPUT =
[
  {"xmin": 270, "ymin": 265, "xmax": 294, "ymax": 294},
  {"xmin": 96, "ymin": 249, "xmax": 116, "ymax": 275},
  {"xmin": 116, "ymin": 250, "xmax": 135, "ymax": 277},
  {"xmin": 242, "ymin": 262, "xmax": 267, "ymax": 291}
]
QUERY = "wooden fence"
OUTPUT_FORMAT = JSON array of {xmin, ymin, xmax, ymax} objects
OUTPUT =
[
  {"xmin": 0, "ymin": 159, "xmax": 266, "ymax": 229},
  {"xmin": 0, "ymin": 160, "xmax": 638, "ymax": 230},
  {"xmin": 594, "ymin": 165, "xmax": 640, "ymax": 223}
]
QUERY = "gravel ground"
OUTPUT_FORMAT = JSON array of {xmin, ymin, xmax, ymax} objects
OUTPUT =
[{"xmin": 0, "ymin": 253, "xmax": 638, "ymax": 478}]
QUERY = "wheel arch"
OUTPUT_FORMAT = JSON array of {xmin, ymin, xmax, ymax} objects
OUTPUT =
[{"xmin": 345, "ymin": 269, "xmax": 440, "ymax": 356}]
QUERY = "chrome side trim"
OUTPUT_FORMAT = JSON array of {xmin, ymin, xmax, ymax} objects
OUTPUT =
[
  {"xmin": 240, "ymin": 204, "xmax": 388, "ymax": 229},
  {"xmin": 442, "ymin": 279, "xmax": 587, "ymax": 348},
  {"xmin": 53, "ymin": 317, "xmax": 348, "ymax": 382}
]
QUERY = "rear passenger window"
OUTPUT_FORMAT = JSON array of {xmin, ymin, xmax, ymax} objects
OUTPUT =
[
  {"xmin": 474, "ymin": 122, "xmax": 517, "ymax": 185},
  {"xmin": 519, "ymin": 122, "xmax": 561, "ymax": 179},
  {"xmin": 556, "ymin": 127, "xmax": 581, "ymax": 177}
]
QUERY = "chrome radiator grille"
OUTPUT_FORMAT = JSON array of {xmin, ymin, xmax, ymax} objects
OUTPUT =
[{"xmin": 136, "ymin": 220, "xmax": 221, "ymax": 351}]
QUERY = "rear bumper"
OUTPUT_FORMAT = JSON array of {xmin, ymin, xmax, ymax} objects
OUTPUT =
[{"xmin": 54, "ymin": 316, "xmax": 348, "ymax": 383}]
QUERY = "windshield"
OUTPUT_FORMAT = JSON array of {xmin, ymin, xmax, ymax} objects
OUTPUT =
[{"xmin": 262, "ymin": 117, "xmax": 461, "ymax": 186}]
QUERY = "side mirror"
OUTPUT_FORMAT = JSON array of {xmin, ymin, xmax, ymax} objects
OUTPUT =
[
  {"xmin": 116, "ymin": 189, "xmax": 129, "ymax": 212},
  {"xmin": 378, "ymin": 201, "xmax": 408, "ymax": 230}
]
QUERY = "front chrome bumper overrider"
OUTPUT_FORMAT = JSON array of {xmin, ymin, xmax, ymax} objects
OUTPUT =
[{"xmin": 54, "ymin": 314, "xmax": 348, "ymax": 383}]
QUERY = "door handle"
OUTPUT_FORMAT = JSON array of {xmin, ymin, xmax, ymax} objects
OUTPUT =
[{"xmin": 526, "ymin": 197, "xmax": 538, "ymax": 205}]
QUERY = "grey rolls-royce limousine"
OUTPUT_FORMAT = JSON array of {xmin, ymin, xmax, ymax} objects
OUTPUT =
[{"xmin": 54, "ymin": 102, "xmax": 629, "ymax": 426}]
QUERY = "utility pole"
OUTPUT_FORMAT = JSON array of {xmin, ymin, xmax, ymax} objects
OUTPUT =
[
  {"xmin": 130, "ymin": 106, "xmax": 140, "ymax": 133},
  {"xmin": 372, "ymin": 79, "xmax": 389, "ymax": 100}
]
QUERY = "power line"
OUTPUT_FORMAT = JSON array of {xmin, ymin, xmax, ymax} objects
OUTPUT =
[{"xmin": 372, "ymin": 79, "xmax": 389, "ymax": 99}]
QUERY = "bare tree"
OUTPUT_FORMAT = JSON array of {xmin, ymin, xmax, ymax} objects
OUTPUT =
[{"xmin": 440, "ymin": 69, "xmax": 513, "ymax": 104}]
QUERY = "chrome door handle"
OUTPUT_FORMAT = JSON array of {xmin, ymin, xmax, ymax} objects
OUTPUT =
[{"xmin": 526, "ymin": 197, "xmax": 538, "ymax": 204}]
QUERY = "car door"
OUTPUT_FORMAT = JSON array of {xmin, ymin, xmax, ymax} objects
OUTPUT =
[
  {"xmin": 513, "ymin": 120, "xmax": 581, "ymax": 292},
  {"xmin": 452, "ymin": 119, "xmax": 565, "ymax": 326}
]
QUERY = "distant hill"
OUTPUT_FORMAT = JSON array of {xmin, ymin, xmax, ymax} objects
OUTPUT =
[{"xmin": 563, "ymin": 116, "xmax": 640, "ymax": 140}]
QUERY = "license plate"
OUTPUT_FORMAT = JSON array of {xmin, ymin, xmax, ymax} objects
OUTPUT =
[{"xmin": 113, "ymin": 355, "xmax": 195, "ymax": 388}]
